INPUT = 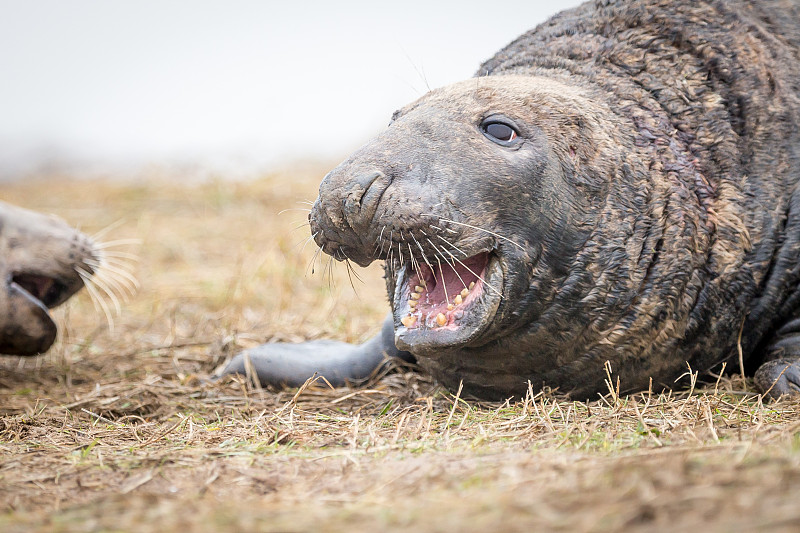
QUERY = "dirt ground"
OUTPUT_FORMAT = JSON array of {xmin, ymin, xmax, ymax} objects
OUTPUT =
[{"xmin": 2, "ymin": 171, "xmax": 800, "ymax": 532}]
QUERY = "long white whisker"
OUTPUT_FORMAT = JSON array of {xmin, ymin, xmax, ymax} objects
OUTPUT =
[
  {"xmin": 307, "ymin": 245, "xmax": 323, "ymax": 276},
  {"xmin": 428, "ymin": 238, "xmax": 468, "ymax": 291},
  {"xmin": 87, "ymin": 272, "xmax": 123, "ymax": 315},
  {"xmin": 431, "ymin": 224, "xmax": 458, "ymax": 235},
  {"xmin": 436, "ymin": 235, "xmax": 469, "ymax": 257},
  {"xmin": 84, "ymin": 259, "xmax": 139, "ymax": 292},
  {"xmin": 76, "ymin": 267, "xmax": 115, "ymax": 333},
  {"xmin": 422, "ymin": 214, "xmax": 525, "ymax": 251},
  {"xmin": 94, "ymin": 238, "xmax": 143, "ymax": 249},
  {"xmin": 299, "ymin": 232, "xmax": 319, "ymax": 253},
  {"xmin": 96, "ymin": 250, "xmax": 140, "ymax": 261},
  {"xmin": 92, "ymin": 254, "xmax": 138, "ymax": 268},
  {"xmin": 326, "ymin": 255, "xmax": 335, "ymax": 290},
  {"xmin": 411, "ymin": 235, "xmax": 435, "ymax": 272},
  {"xmin": 92, "ymin": 266, "xmax": 136, "ymax": 300},
  {"xmin": 91, "ymin": 219, "xmax": 127, "ymax": 241},
  {"xmin": 407, "ymin": 243, "xmax": 420, "ymax": 278},
  {"xmin": 86, "ymin": 256, "xmax": 137, "ymax": 274}
]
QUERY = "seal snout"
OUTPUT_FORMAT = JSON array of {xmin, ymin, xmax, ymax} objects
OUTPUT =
[
  {"xmin": 0, "ymin": 200, "xmax": 103, "ymax": 356},
  {"xmin": 311, "ymin": 168, "xmax": 392, "ymax": 266}
]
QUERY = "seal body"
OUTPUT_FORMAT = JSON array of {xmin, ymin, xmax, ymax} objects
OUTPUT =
[
  {"xmin": 222, "ymin": 0, "xmax": 800, "ymax": 400},
  {"xmin": 0, "ymin": 201, "xmax": 98, "ymax": 355}
]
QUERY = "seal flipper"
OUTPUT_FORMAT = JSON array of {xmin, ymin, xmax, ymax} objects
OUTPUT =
[
  {"xmin": 217, "ymin": 314, "xmax": 414, "ymax": 388},
  {"xmin": 754, "ymin": 317, "xmax": 800, "ymax": 398}
]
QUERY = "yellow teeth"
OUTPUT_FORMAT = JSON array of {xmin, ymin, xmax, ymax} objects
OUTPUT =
[
  {"xmin": 447, "ymin": 304, "xmax": 454, "ymax": 311},
  {"xmin": 409, "ymin": 300, "xmax": 417, "ymax": 308},
  {"xmin": 414, "ymin": 285, "xmax": 425, "ymax": 293},
  {"xmin": 460, "ymin": 288, "xmax": 469, "ymax": 299},
  {"xmin": 436, "ymin": 313, "xmax": 447, "ymax": 327},
  {"xmin": 469, "ymin": 282, "xmax": 475, "ymax": 290},
  {"xmin": 401, "ymin": 315, "xmax": 417, "ymax": 327},
  {"xmin": 410, "ymin": 293, "xmax": 421, "ymax": 300},
  {"xmin": 454, "ymin": 294, "xmax": 463, "ymax": 305}
]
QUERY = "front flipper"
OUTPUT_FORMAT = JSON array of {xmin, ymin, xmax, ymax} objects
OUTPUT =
[
  {"xmin": 216, "ymin": 315, "xmax": 414, "ymax": 388},
  {"xmin": 754, "ymin": 318, "xmax": 800, "ymax": 399}
]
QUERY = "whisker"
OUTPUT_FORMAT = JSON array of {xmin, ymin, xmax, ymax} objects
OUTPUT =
[
  {"xmin": 436, "ymin": 235, "xmax": 469, "ymax": 257},
  {"xmin": 431, "ymin": 224, "xmax": 458, "ymax": 235},
  {"xmin": 292, "ymin": 221, "xmax": 312, "ymax": 233},
  {"xmin": 76, "ymin": 267, "xmax": 115, "ymax": 333},
  {"xmin": 344, "ymin": 259, "xmax": 364, "ymax": 291},
  {"xmin": 435, "ymin": 256, "xmax": 450, "ymax": 306},
  {"xmin": 428, "ymin": 238, "xmax": 468, "ymax": 291},
  {"xmin": 94, "ymin": 254, "xmax": 140, "ymax": 268},
  {"xmin": 84, "ymin": 259, "xmax": 139, "ymax": 293},
  {"xmin": 87, "ymin": 272, "xmax": 123, "ymax": 315},
  {"xmin": 88, "ymin": 255, "xmax": 138, "ymax": 273},
  {"xmin": 307, "ymin": 245, "xmax": 323, "ymax": 276},
  {"xmin": 373, "ymin": 225, "xmax": 387, "ymax": 257},
  {"xmin": 422, "ymin": 214, "xmax": 525, "ymax": 251},
  {"xmin": 93, "ymin": 271, "xmax": 133, "ymax": 304},
  {"xmin": 91, "ymin": 219, "xmax": 127, "ymax": 241},
  {"xmin": 278, "ymin": 208, "xmax": 312, "ymax": 215},
  {"xmin": 411, "ymin": 235, "xmax": 435, "ymax": 272},
  {"xmin": 326, "ymin": 255, "xmax": 335, "ymax": 290},
  {"xmin": 407, "ymin": 243, "xmax": 421, "ymax": 280},
  {"xmin": 96, "ymin": 250, "xmax": 140, "ymax": 262},
  {"xmin": 94, "ymin": 238, "xmax": 143, "ymax": 249},
  {"xmin": 298, "ymin": 232, "xmax": 319, "ymax": 253}
]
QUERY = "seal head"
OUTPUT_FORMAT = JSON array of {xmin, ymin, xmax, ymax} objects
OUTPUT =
[
  {"xmin": 308, "ymin": 76, "xmax": 626, "ymax": 396},
  {"xmin": 0, "ymin": 201, "xmax": 98, "ymax": 355}
]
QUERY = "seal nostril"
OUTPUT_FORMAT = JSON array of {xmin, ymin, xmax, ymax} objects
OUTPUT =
[
  {"xmin": 343, "ymin": 171, "xmax": 384, "ymax": 213},
  {"xmin": 342, "ymin": 170, "xmax": 389, "ymax": 231}
]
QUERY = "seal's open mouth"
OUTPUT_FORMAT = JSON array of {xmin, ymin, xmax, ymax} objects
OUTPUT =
[
  {"xmin": 11, "ymin": 273, "xmax": 70, "ymax": 309},
  {"xmin": 393, "ymin": 251, "xmax": 504, "ymax": 351}
]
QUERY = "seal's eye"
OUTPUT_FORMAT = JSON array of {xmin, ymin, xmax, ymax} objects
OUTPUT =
[{"xmin": 480, "ymin": 120, "xmax": 519, "ymax": 144}]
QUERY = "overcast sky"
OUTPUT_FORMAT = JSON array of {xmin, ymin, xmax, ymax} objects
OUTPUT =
[{"xmin": 0, "ymin": 0, "xmax": 583, "ymax": 180}]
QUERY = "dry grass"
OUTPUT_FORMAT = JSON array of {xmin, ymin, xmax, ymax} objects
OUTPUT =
[{"xmin": 2, "ymin": 172, "xmax": 800, "ymax": 532}]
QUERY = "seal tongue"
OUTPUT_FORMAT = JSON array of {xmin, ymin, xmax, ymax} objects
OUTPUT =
[{"xmin": 400, "ymin": 252, "xmax": 488, "ymax": 329}]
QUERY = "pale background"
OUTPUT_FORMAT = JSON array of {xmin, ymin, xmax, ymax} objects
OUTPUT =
[{"xmin": 0, "ymin": 0, "xmax": 583, "ymax": 180}]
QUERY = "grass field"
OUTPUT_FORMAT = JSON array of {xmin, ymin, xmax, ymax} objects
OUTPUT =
[{"xmin": 2, "ymin": 171, "xmax": 800, "ymax": 532}]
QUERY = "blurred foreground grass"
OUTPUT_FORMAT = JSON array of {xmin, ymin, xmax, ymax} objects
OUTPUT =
[{"xmin": 1, "ymin": 173, "xmax": 800, "ymax": 532}]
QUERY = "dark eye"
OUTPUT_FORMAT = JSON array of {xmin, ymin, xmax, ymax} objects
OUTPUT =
[{"xmin": 480, "ymin": 120, "xmax": 519, "ymax": 144}]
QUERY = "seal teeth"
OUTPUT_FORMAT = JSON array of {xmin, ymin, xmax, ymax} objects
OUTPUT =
[
  {"xmin": 436, "ymin": 313, "xmax": 447, "ymax": 327},
  {"xmin": 469, "ymin": 282, "xmax": 475, "ymax": 290},
  {"xmin": 454, "ymin": 294, "xmax": 463, "ymax": 305},
  {"xmin": 460, "ymin": 288, "xmax": 469, "ymax": 298},
  {"xmin": 410, "ymin": 292, "xmax": 421, "ymax": 300},
  {"xmin": 401, "ymin": 315, "xmax": 417, "ymax": 327}
]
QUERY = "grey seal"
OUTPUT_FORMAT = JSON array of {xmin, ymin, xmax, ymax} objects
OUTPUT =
[{"xmin": 220, "ymin": 0, "xmax": 800, "ymax": 400}]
